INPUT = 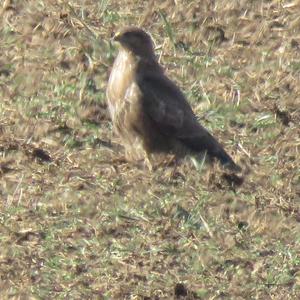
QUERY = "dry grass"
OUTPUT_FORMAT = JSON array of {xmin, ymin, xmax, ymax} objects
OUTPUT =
[{"xmin": 0, "ymin": 0, "xmax": 299, "ymax": 299}]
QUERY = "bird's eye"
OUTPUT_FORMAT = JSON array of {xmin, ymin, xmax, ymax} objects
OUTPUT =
[
  {"xmin": 123, "ymin": 32, "xmax": 131, "ymax": 37},
  {"xmin": 124, "ymin": 32, "xmax": 141, "ymax": 40}
]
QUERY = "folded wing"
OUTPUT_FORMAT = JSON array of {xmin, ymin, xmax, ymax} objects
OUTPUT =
[{"xmin": 137, "ymin": 74, "xmax": 241, "ymax": 171}]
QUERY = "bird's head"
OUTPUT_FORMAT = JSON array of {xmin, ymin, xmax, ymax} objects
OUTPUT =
[{"xmin": 113, "ymin": 26, "xmax": 155, "ymax": 59}]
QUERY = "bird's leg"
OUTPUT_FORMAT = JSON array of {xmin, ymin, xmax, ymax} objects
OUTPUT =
[
  {"xmin": 145, "ymin": 156, "xmax": 153, "ymax": 172},
  {"xmin": 144, "ymin": 152, "xmax": 154, "ymax": 172},
  {"xmin": 170, "ymin": 157, "xmax": 179, "ymax": 177}
]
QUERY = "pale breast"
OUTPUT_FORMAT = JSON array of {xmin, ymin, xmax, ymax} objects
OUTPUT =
[
  {"xmin": 106, "ymin": 50, "xmax": 136, "ymax": 122},
  {"xmin": 106, "ymin": 49, "xmax": 144, "ymax": 147}
]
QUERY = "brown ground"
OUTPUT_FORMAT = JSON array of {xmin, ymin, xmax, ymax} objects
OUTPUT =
[{"xmin": 0, "ymin": 0, "xmax": 299, "ymax": 299}]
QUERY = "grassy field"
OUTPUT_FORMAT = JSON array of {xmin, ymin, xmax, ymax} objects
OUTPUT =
[{"xmin": 1, "ymin": 0, "xmax": 299, "ymax": 299}]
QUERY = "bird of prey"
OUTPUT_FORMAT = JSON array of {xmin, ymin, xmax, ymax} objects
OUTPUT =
[{"xmin": 106, "ymin": 26, "xmax": 241, "ymax": 172}]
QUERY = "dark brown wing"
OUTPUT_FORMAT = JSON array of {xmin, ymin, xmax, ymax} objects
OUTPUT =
[{"xmin": 137, "ymin": 74, "xmax": 241, "ymax": 171}]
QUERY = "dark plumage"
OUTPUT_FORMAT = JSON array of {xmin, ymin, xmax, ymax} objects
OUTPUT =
[{"xmin": 106, "ymin": 26, "xmax": 241, "ymax": 172}]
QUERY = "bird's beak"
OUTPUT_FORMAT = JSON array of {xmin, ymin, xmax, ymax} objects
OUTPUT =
[{"xmin": 113, "ymin": 31, "xmax": 121, "ymax": 42}]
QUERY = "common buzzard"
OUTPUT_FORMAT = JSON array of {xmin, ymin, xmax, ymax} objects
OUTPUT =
[{"xmin": 106, "ymin": 26, "xmax": 240, "ymax": 172}]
